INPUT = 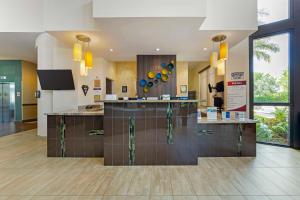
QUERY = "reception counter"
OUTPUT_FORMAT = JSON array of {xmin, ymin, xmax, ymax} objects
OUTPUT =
[
  {"xmin": 104, "ymin": 100, "xmax": 199, "ymax": 165},
  {"xmin": 46, "ymin": 100, "xmax": 257, "ymax": 166}
]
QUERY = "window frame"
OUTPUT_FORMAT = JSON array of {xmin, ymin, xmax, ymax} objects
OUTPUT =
[{"xmin": 250, "ymin": 0, "xmax": 294, "ymax": 147}]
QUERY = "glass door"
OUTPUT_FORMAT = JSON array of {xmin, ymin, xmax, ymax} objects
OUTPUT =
[{"xmin": 252, "ymin": 33, "xmax": 290, "ymax": 145}]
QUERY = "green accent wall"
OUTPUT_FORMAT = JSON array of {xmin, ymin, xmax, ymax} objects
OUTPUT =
[{"xmin": 0, "ymin": 60, "xmax": 22, "ymax": 121}]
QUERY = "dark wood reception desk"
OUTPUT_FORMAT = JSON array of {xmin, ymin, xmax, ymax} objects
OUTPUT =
[
  {"xmin": 47, "ymin": 110, "xmax": 104, "ymax": 157},
  {"xmin": 103, "ymin": 100, "xmax": 199, "ymax": 166},
  {"xmin": 46, "ymin": 100, "xmax": 256, "ymax": 166}
]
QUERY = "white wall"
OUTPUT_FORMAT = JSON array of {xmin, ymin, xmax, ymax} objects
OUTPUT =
[
  {"xmin": 44, "ymin": 0, "xmax": 96, "ymax": 31},
  {"xmin": 0, "ymin": 0, "xmax": 257, "ymax": 32},
  {"xmin": 200, "ymin": 0, "xmax": 257, "ymax": 30},
  {"xmin": 226, "ymin": 38, "xmax": 250, "ymax": 117},
  {"xmin": 36, "ymin": 33, "xmax": 116, "ymax": 136},
  {"xmin": 36, "ymin": 33, "xmax": 55, "ymax": 136},
  {"xmin": 0, "ymin": 0, "xmax": 44, "ymax": 32},
  {"xmin": 93, "ymin": 0, "xmax": 207, "ymax": 18},
  {"xmin": 52, "ymin": 45, "xmax": 79, "ymax": 112},
  {"xmin": 77, "ymin": 58, "xmax": 116, "ymax": 106}
]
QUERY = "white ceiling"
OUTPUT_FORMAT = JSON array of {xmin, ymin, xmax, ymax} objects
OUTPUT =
[
  {"xmin": 0, "ymin": 18, "xmax": 254, "ymax": 63},
  {"xmin": 0, "ymin": 32, "xmax": 39, "ymax": 63},
  {"xmin": 50, "ymin": 18, "xmax": 253, "ymax": 62}
]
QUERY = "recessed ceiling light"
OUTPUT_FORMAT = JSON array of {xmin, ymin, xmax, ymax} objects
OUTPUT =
[
  {"xmin": 109, "ymin": 48, "xmax": 114, "ymax": 52},
  {"xmin": 203, "ymin": 48, "xmax": 208, "ymax": 51},
  {"xmin": 156, "ymin": 48, "xmax": 160, "ymax": 52}
]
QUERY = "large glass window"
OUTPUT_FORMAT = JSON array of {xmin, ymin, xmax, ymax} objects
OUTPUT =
[
  {"xmin": 258, "ymin": 0, "xmax": 289, "ymax": 25},
  {"xmin": 253, "ymin": 33, "xmax": 289, "ymax": 103},
  {"xmin": 252, "ymin": 33, "xmax": 290, "ymax": 145}
]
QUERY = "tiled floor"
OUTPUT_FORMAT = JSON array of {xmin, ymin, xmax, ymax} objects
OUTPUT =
[
  {"xmin": 0, "ymin": 121, "xmax": 37, "ymax": 137},
  {"xmin": 0, "ymin": 129, "xmax": 300, "ymax": 200}
]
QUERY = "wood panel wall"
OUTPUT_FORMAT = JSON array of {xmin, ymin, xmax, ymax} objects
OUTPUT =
[{"xmin": 137, "ymin": 55, "xmax": 176, "ymax": 97}]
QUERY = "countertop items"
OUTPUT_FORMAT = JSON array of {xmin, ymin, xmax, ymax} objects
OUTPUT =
[
  {"xmin": 198, "ymin": 117, "xmax": 257, "ymax": 124},
  {"xmin": 46, "ymin": 109, "xmax": 104, "ymax": 116},
  {"xmin": 100, "ymin": 100, "xmax": 198, "ymax": 103}
]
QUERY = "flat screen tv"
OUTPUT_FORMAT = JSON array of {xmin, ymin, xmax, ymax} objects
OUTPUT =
[{"xmin": 37, "ymin": 70, "xmax": 75, "ymax": 90}]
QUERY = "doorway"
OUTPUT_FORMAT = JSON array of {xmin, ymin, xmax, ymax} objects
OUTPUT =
[
  {"xmin": 106, "ymin": 78, "xmax": 113, "ymax": 94},
  {"xmin": 0, "ymin": 83, "xmax": 15, "ymax": 122}
]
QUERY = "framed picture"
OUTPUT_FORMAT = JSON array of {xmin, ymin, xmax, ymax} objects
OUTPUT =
[
  {"xmin": 94, "ymin": 95, "xmax": 101, "ymax": 103},
  {"xmin": 122, "ymin": 86, "xmax": 128, "ymax": 93},
  {"xmin": 94, "ymin": 78, "xmax": 101, "ymax": 90},
  {"xmin": 180, "ymin": 85, "xmax": 188, "ymax": 93}
]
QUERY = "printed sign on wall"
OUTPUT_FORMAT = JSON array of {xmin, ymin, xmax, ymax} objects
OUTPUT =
[
  {"xmin": 227, "ymin": 81, "xmax": 247, "ymax": 112},
  {"xmin": 231, "ymin": 72, "xmax": 244, "ymax": 80}
]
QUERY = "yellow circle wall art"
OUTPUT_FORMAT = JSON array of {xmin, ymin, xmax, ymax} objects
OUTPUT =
[
  {"xmin": 161, "ymin": 69, "xmax": 168, "ymax": 75},
  {"xmin": 147, "ymin": 71, "xmax": 155, "ymax": 79}
]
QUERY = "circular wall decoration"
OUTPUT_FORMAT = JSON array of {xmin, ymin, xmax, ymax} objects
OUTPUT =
[
  {"xmin": 156, "ymin": 73, "xmax": 162, "ymax": 79},
  {"xmin": 143, "ymin": 87, "xmax": 149, "ymax": 93},
  {"xmin": 139, "ymin": 79, "xmax": 147, "ymax": 87},
  {"xmin": 167, "ymin": 63, "xmax": 174, "ymax": 71},
  {"xmin": 161, "ymin": 74, "xmax": 169, "ymax": 82},
  {"xmin": 140, "ymin": 60, "xmax": 175, "ymax": 93},
  {"xmin": 161, "ymin": 69, "xmax": 168, "ymax": 75},
  {"xmin": 147, "ymin": 71, "xmax": 155, "ymax": 79},
  {"xmin": 147, "ymin": 82, "xmax": 154, "ymax": 88}
]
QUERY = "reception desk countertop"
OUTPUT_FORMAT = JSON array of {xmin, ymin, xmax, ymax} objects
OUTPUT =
[
  {"xmin": 101, "ymin": 100, "xmax": 198, "ymax": 103},
  {"xmin": 198, "ymin": 118, "xmax": 257, "ymax": 124},
  {"xmin": 46, "ymin": 110, "xmax": 104, "ymax": 116}
]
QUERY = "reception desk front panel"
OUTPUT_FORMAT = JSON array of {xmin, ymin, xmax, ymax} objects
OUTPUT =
[{"xmin": 104, "ymin": 101, "xmax": 199, "ymax": 166}]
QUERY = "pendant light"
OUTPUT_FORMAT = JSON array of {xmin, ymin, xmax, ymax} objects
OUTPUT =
[
  {"xmin": 74, "ymin": 34, "xmax": 91, "ymax": 62},
  {"xmin": 210, "ymin": 52, "xmax": 218, "ymax": 68},
  {"xmin": 85, "ymin": 42, "xmax": 93, "ymax": 69},
  {"xmin": 80, "ymin": 60, "xmax": 88, "ymax": 76},
  {"xmin": 217, "ymin": 60, "xmax": 225, "ymax": 76},
  {"xmin": 220, "ymin": 41, "xmax": 229, "ymax": 61},
  {"xmin": 73, "ymin": 42, "xmax": 82, "ymax": 62}
]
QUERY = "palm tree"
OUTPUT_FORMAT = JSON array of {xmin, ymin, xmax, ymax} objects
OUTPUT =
[
  {"xmin": 254, "ymin": 39, "xmax": 280, "ymax": 63},
  {"xmin": 254, "ymin": 9, "xmax": 280, "ymax": 63}
]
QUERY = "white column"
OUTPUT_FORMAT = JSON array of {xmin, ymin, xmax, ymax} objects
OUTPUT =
[{"xmin": 35, "ymin": 33, "xmax": 57, "ymax": 137}]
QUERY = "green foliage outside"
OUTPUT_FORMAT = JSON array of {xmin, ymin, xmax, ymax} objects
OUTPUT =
[
  {"xmin": 254, "ymin": 70, "xmax": 288, "ymax": 103},
  {"xmin": 255, "ymin": 106, "xmax": 289, "ymax": 145}
]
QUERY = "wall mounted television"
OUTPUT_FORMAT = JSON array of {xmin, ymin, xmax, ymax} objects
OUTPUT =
[{"xmin": 37, "ymin": 69, "xmax": 75, "ymax": 90}]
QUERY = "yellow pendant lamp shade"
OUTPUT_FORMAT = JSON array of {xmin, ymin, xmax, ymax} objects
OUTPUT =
[
  {"xmin": 85, "ymin": 51, "xmax": 93, "ymax": 69},
  {"xmin": 80, "ymin": 60, "xmax": 88, "ymax": 77},
  {"xmin": 210, "ymin": 52, "xmax": 218, "ymax": 68},
  {"xmin": 217, "ymin": 60, "xmax": 225, "ymax": 76},
  {"xmin": 220, "ymin": 41, "xmax": 228, "ymax": 61},
  {"xmin": 73, "ymin": 42, "xmax": 82, "ymax": 62}
]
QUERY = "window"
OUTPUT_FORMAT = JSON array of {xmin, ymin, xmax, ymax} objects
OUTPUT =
[
  {"xmin": 258, "ymin": 0, "xmax": 289, "ymax": 25},
  {"xmin": 252, "ymin": 33, "xmax": 290, "ymax": 146},
  {"xmin": 253, "ymin": 34, "xmax": 289, "ymax": 103}
]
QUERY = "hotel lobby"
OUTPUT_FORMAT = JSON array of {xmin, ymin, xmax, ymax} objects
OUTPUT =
[{"xmin": 1, "ymin": 0, "xmax": 300, "ymax": 199}]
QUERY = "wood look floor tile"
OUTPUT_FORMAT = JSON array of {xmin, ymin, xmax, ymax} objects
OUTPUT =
[
  {"xmin": 150, "ymin": 167, "xmax": 172, "ymax": 196},
  {"xmin": 149, "ymin": 196, "xmax": 173, "ymax": 200},
  {"xmin": 1, "ymin": 130, "xmax": 300, "ymax": 199},
  {"xmin": 173, "ymin": 196, "xmax": 198, "ymax": 200},
  {"xmin": 104, "ymin": 167, "xmax": 135, "ymax": 195},
  {"xmin": 244, "ymin": 196, "xmax": 269, "ymax": 200},
  {"xmin": 169, "ymin": 167, "xmax": 195, "ymax": 195},
  {"xmin": 197, "ymin": 196, "xmax": 222, "ymax": 200},
  {"xmin": 127, "ymin": 167, "xmax": 152, "ymax": 196}
]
